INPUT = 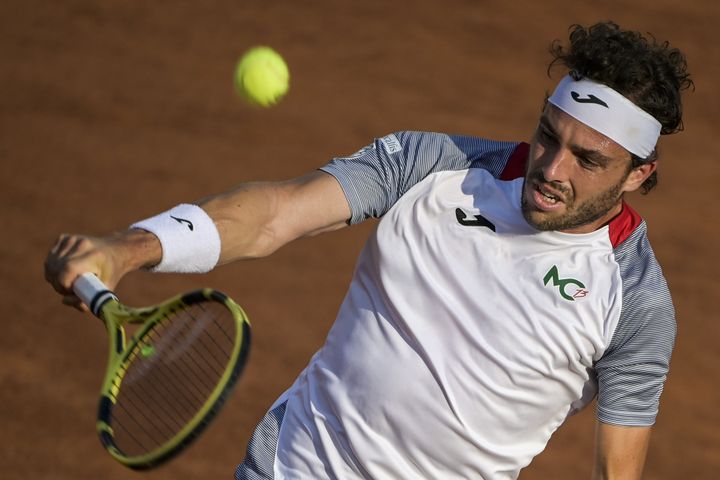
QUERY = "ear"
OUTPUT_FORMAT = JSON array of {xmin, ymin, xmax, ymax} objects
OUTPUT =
[{"xmin": 622, "ymin": 161, "xmax": 657, "ymax": 193}]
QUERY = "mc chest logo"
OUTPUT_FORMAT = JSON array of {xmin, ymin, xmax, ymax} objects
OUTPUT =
[{"xmin": 543, "ymin": 265, "xmax": 589, "ymax": 301}]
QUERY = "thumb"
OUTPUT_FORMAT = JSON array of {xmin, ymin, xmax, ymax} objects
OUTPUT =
[{"xmin": 62, "ymin": 294, "xmax": 90, "ymax": 312}]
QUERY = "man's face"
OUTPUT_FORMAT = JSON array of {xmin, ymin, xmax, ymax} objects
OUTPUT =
[{"xmin": 521, "ymin": 104, "xmax": 651, "ymax": 233}]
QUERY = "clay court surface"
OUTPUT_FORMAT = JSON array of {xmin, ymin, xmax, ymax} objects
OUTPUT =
[{"xmin": 1, "ymin": 1, "xmax": 718, "ymax": 478}]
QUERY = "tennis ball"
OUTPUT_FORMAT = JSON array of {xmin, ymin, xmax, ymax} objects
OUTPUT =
[
  {"xmin": 234, "ymin": 46, "xmax": 289, "ymax": 107},
  {"xmin": 140, "ymin": 344, "xmax": 156, "ymax": 358}
]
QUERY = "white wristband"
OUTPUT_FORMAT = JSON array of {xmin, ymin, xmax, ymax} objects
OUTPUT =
[{"xmin": 130, "ymin": 204, "xmax": 221, "ymax": 273}]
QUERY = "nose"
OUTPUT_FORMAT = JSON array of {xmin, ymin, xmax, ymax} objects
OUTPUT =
[{"xmin": 539, "ymin": 148, "xmax": 573, "ymax": 183}]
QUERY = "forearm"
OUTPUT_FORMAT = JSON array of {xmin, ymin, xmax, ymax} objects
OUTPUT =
[
  {"xmin": 199, "ymin": 180, "xmax": 296, "ymax": 263},
  {"xmin": 592, "ymin": 422, "xmax": 651, "ymax": 480},
  {"xmin": 199, "ymin": 171, "xmax": 350, "ymax": 265}
]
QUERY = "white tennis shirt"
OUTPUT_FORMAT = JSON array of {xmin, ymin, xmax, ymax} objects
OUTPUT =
[{"xmin": 258, "ymin": 133, "xmax": 675, "ymax": 479}]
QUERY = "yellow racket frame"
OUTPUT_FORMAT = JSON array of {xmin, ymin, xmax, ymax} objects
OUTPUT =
[{"xmin": 74, "ymin": 274, "xmax": 250, "ymax": 470}]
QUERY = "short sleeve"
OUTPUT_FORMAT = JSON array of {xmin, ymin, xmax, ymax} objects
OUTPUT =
[
  {"xmin": 319, "ymin": 131, "xmax": 519, "ymax": 224},
  {"xmin": 595, "ymin": 223, "xmax": 677, "ymax": 426}
]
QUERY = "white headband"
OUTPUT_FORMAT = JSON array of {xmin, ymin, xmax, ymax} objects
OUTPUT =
[{"xmin": 548, "ymin": 75, "xmax": 661, "ymax": 158}]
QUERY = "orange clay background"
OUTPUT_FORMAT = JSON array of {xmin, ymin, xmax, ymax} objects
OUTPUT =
[{"xmin": 1, "ymin": 1, "xmax": 718, "ymax": 479}]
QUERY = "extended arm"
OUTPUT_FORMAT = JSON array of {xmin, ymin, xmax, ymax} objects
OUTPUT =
[
  {"xmin": 592, "ymin": 421, "xmax": 651, "ymax": 480},
  {"xmin": 44, "ymin": 171, "xmax": 350, "ymax": 308},
  {"xmin": 46, "ymin": 131, "xmax": 519, "ymax": 306}
]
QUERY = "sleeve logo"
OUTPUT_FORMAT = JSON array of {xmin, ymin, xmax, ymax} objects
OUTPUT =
[
  {"xmin": 543, "ymin": 265, "xmax": 589, "ymax": 301},
  {"xmin": 380, "ymin": 134, "xmax": 402, "ymax": 155}
]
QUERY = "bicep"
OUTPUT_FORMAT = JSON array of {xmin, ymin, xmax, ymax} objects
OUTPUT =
[
  {"xmin": 593, "ymin": 421, "xmax": 651, "ymax": 480},
  {"xmin": 275, "ymin": 170, "xmax": 352, "ymax": 238}
]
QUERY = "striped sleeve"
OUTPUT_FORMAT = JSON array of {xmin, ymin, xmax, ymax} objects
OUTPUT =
[
  {"xmin": 595, "ymin": 222, "xmax": 677, "ymax": 426},
  {"xmin": 319, "ymin": 131, "xmax": 519, "ymax": 224}
]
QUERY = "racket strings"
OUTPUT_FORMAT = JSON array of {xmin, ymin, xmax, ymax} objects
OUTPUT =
[
  {"xmin": 128, "ymin": 311, "xmax": 230, "ymax": 420},
  {"xmin": 109, "ymin": 301, "xmax": 238, "ymax": 456},
  {"xmin": 113, "ymin": 303, "xmax": 232, "ymax": 452},
  {"xmin": 126, "ymin": 354, "xmax": 203, "ymax": 417}
]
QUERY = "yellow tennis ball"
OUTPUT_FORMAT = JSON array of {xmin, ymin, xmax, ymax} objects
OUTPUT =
[{"xmin": 234, "ymin": 46, "xmax": 289, "ymax": 107}]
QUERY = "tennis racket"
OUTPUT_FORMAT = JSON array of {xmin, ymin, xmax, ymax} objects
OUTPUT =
[{"xmin": 72, "ymin": 272, "xmax": 251, "ymax": 470}]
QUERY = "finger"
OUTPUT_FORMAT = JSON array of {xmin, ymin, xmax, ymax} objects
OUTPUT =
[
  {"xmin": 45, "ymin": 235, "xmax": 70, "ymax": 281},
  {"xmin": 62, "ymin": 295, "xmax": 89, "ymax": 312},
  {"xmin": 47, "ymin": 261, "xmax": 89, "ymax": 297},
  {"xmin": 44, "ymin": 260, "xmax": 70, "ymax": 295},
  {"xmin": 59, "ymin": 235, "xmax": 86, "ymax": 258},
  {"xmin": 49, "ymin": 238, "xmax": 99, "ymax": 293},
  {"xmin": 45, "ymin": 235, "xmax": 83, "ymax": 286},
  {"xmin": 50, "ymin": 234, "xmax": 70, "ymax": 255},
  {"xmin": 44, "ymin": 254, "xmax": 75, "ymax": 294},
  {"xmin": 58, "ymin": 267, "xmax": 99, "ymax": 296}
]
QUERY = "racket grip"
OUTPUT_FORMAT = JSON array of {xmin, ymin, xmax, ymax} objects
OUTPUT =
[{"xmin": 73, "ymin": 273, "xmax": 117, "ymax": 315}]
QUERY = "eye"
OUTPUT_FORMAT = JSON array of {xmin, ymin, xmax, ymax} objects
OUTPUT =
[
  {"xmin": 537, "ymin": 126, "xmax": 557, "ymax": 144},
  {"xmin": 577, "ymin": 156, "xmax": 598, "ymax": 170}
]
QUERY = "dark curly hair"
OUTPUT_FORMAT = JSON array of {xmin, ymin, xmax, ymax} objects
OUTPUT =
[{"xmin": 548, "ymin": 21, "xmax": 693, "ymax": 193}]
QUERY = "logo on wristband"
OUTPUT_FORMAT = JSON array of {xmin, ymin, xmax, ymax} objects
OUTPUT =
[{"xmin": 170, "ymin": 215, "xmax": 194, "ymax": 231}]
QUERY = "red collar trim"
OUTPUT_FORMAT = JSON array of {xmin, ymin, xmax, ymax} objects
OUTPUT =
[
  {"xmin": 608, "ymin": 202, "xmax": 643, "ymax": 247},
  {"xmin": 499, "ymin": 142, "xmax": 529, "ymax": 180}
]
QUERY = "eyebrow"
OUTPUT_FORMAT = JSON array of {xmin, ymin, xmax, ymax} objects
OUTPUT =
[{"xmin": 538, "ymin": 116, "xmax": 614, "ymax": 167}]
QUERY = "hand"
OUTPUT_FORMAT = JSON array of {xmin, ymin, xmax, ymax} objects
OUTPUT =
[{"xmin": 44, "ymin": 230, "xmax": 161, "ymax": 311}]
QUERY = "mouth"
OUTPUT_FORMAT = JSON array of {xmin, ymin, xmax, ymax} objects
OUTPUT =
[{"xmin": 529, "ymin": 181, "xmax": 567, "ymax": 211}]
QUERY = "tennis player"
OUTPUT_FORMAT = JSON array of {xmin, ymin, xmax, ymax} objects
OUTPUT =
[{"xmin": 45, "ymin": 22, "xmax": 692, "ymax": 479}]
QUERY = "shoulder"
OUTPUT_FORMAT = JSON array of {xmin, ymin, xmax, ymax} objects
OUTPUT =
[
  {"xmin": 393, "ymin": 131, "xmax": 529, "ymax": 179},
  {"xmin": 603, "ymin": 210, "xmax": 677, "ymax": 366},
  {"xmin": 613, "ymin": 209, "xmax": 674, "ymax": 317}
]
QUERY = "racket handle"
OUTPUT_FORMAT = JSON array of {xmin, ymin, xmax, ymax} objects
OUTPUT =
[{"xmin": 73, "ymin": 273, "xmax": 117, "ymax": 315}]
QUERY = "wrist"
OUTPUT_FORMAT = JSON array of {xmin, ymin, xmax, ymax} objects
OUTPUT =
[
  {"xmin": 129, "ymin": 204, "xmax": 221, "ymax": 273},
  {"xmin": 112, "ymin": 229, "xmax": 163, "ymax": 273}
]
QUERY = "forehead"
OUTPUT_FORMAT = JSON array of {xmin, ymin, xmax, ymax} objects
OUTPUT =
[{"xmin": 541, "ymin": 104, "xmax": 631, "ymax": 162}]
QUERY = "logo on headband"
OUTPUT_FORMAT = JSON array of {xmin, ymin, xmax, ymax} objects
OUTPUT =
[{"xmin": 570, "ymin": 91, "xmax": 609, "ymax": 108}]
